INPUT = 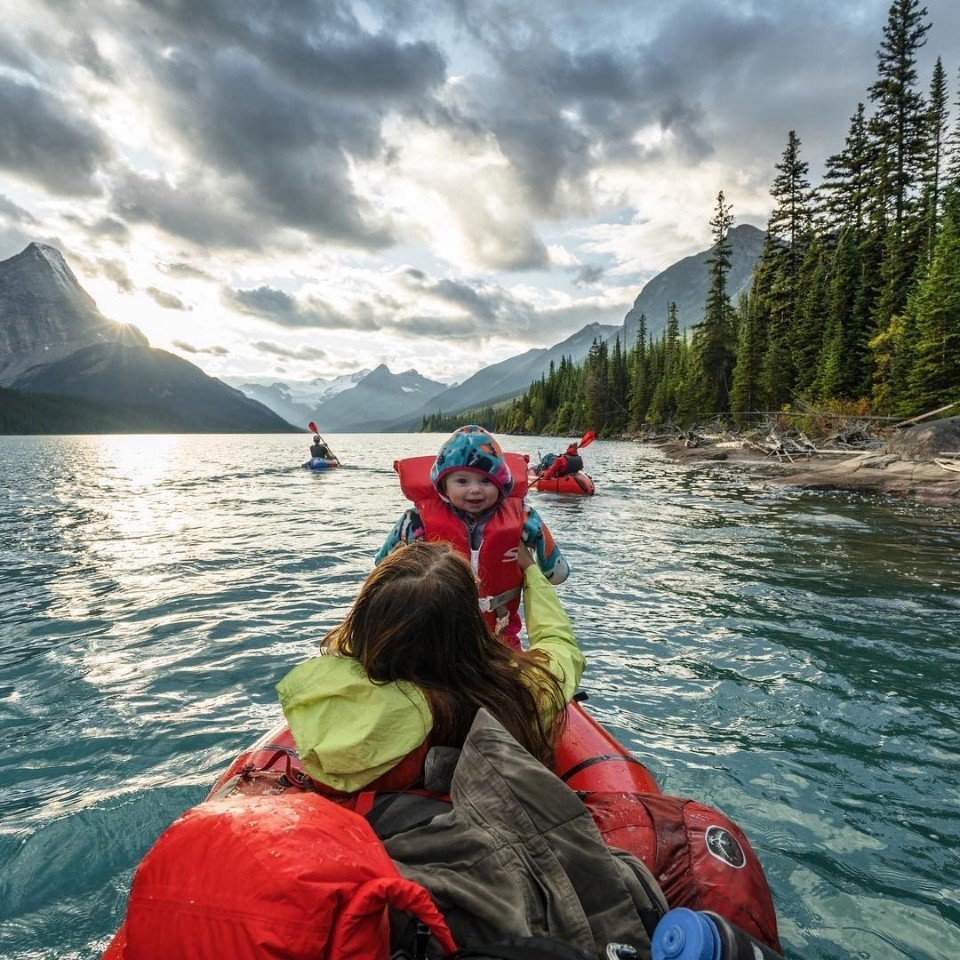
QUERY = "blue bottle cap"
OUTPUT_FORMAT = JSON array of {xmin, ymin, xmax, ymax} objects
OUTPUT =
[{"xmin": 652, "ymin": 908, "xmax": 722, "ymax": 960}]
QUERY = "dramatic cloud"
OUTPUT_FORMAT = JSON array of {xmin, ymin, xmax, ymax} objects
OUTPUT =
[
  {"xmin": 98, "ymin": 259, "xmax": 134, "ymax": 293},
  {"xmin": 574, "ymin": 264, "xmax": 604, "ymax": 287},
  {"xmin": 0, "ymin": 75, "xmax": 109, "ymax": 196},
  {"xmin": 251, "ymin": 340, "xmax": 329, "ymax": 362},
  {"xmin": 224, "ymin": 285, "xmax": 381, "ymax": 331},
  {"xmin": 146, "ymin": 287, "xmax": 190, "ymax": 310},
  {"xmin": 172, "ymin": 340, "xmax": 229, "ymax": 356}
]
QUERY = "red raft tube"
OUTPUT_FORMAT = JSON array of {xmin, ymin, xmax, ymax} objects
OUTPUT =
[
  {"xmin": 528, "ymin": 470, "xmax": 596, "ymax": 496},
  {"xmin": 104, "ymin": 700, "xmax": 782, "ymax": 958}
]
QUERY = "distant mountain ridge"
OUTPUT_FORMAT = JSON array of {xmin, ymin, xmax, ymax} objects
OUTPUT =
[
  {"xmin": 620, "ymin": 223, "xmax": 764, "ymax": 346},
  {"xmin": 313, "ymin": 365, "xmax": 447, "ymax": 431},
  {"xmin": 0, "ymin": 243, "xmax": 298, "ymax": 433},
  {"xmin": 223, "ymin": 370, "xmax": 372, "ymax": 429},
  {"xmin": 381, "ymin": 321, "xmax": 619, "ymax": 431}
]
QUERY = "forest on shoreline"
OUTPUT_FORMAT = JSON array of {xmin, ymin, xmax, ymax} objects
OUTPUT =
[{"xmin": 423, "ymin": 1, "xmax": 960, "ymax": 440}]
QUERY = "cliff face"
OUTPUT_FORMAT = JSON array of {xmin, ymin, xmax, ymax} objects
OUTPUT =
[
  {"xmin": 0, "ymin": 242, "xmax": 147, "ymax": 385},
  {"xmin": 621, "ymin": 223, "xmax": 765, "ymax": 344}
]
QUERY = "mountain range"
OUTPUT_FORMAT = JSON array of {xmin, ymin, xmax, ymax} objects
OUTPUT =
[
  {"xmin": 1, "ymin": 225, "xmax": 765, "ymax": 434},
  {"xmin": 225, "ymin": 366, "xmax": 447, "ymax": 432},
  {"xmin": 0, "ymin": 243, "xmax": 297, "ymax": 433}
]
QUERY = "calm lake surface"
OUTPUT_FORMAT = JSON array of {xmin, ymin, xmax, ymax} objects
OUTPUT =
[{"xmin": 1, "ymin": 433, "xmax": 958, "ymax": 959}]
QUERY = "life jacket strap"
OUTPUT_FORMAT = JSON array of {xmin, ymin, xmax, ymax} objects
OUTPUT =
[{"xmin": 478, "ymin": 585, "xmax": 522, "ymax": 614}]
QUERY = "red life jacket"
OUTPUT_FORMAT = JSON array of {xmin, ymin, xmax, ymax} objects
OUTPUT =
[
  {"xmin": 101, "ymin": 792, "xmax": 458, "ymax": 960},
  {"xmin": 394, "ymin": 454, "xmax": 530, "ymax": 642}
]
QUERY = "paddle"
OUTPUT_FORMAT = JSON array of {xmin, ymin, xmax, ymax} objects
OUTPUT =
[
  {"xmin": 308, "ymin": 421, "xmax": 340, "ymax": 464},
  {"xmin": 530, "ymin": 429, "xmax": 596, "ymax": 486}
]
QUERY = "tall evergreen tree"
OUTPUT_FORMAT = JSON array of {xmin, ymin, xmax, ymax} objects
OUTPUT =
[
  {"xmin": 818, "ymin": 103, "xmax": 874, "ymax": 235},
  {"xmin": 627, "ymin": 312, "xmax": 650, "ymax": 427},
  {"xmin": 729, "ymin": 292, "xmax": 760, "ymax": 420},
  {"xmin": 868, "ymin": 0, "xmax": 932, "ymax": 230},
  {"xmin": 817, "ymin": 227, "xmax": 871, "ymax": 399},
  {"xmin": 759, "ymin": 131, "xmax": 814, "ymax": 407},
  {"xmin": 948, "ymin": 67, "xmax": 960, "ymax": 189},
  {"xmin": 903, "ymin": 190, "xmax": 960, "ymax": 411},
  {"xmin": 690, "ymin": 191, "xmax": 737, "ymax": 416},
  {"xmin": 919, "ymin": 57, "xmax": 950, "ymax": 259}
]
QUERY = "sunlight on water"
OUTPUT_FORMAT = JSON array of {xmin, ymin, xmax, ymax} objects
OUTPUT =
[{"xmin": 1, "ymin": 432, "xmax": 959, "ymax": 959}]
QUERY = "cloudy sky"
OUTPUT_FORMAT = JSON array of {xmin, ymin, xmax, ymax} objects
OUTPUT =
[{"xmin": 2, "ymin": 1, "xmax": 958, "ymax": 385}]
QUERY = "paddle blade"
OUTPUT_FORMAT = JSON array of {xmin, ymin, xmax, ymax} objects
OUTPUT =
[
  {"xmin": 578, "ymin": 429, "xmax": 597, "ymax": 449},
  {"xmin": 308, "ymin": 421, "xmax": 318, "ymax": 434}
]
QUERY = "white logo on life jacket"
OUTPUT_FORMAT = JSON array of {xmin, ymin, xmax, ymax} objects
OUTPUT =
[{"xmin": 502, "ymin": 546, "xmax": 520, "ymax": 563}]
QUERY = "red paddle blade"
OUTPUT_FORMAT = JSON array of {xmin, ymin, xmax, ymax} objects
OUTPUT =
[
  {"xmin": 308, "ymin": 421, "xmax": 318, "ymax": 434},
  {"xmin": 578, "ymin": 429, "xmax": 597, "ymax": 449}
]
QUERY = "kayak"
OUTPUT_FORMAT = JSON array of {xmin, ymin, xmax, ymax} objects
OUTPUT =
[
  {"xmin": 102, "ymin": 699, "xmax": 782, "ymax": 958},
  {"xmin": 529, "ymin": 470, "xmax": 596, "ymax": 495},
  {"xmin": 302, "ymin": 457, "xmax": 340, "ymax": 470}
]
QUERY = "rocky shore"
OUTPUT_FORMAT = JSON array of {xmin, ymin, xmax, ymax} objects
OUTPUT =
[{"xmin": 647, "ymin": 415, "xmax": 960, "ymax": 507}]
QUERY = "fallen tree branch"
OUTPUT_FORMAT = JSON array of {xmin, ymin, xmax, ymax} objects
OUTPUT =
[{"xmin": 893, "ymin": 402, "xmax": 960, "ymax": 429}]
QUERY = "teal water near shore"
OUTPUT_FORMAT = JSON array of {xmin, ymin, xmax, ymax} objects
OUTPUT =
[{"xmin": 1, "ymin": 433, "xmax": 958, "ymax": 959}]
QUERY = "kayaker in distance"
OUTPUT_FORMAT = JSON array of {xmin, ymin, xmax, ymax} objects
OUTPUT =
[
  {"xmin": 375, "ymin": 425, "xmax": 569, "ymax": 648},
  {"xmin": 310, "ymin": 434, "xmax": 332, "ymax": 459},
  {"xmin": 277, "ymin": 539, "xmax": 585, "ymax": 793},
  {"xmin": 539, "ymin": 441, "xmax": 584, "ymax": 480}
]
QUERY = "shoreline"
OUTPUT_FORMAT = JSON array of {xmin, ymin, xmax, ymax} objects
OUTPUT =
[{"xmin": 632, "ymin": 429, "xmax": 960, "ymax": 506}]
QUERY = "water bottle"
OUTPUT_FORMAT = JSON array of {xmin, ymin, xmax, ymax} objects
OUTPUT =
[{"xmin": 651, "ymin": 908, "xmax": 785, "ymax": 960}]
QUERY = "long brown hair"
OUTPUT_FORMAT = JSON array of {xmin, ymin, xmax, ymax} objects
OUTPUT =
[{"xmin": 325, "ymin": 541, "xmax": 567, "ymax": 764}]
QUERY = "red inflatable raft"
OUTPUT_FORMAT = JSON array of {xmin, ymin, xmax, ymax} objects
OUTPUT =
[
  {"xmin": 529, "ymin": 470, "xmax": 596, "ymax": 496},
  {"xmin": 103, "ymin": 699, "xmax": 781, "ymax": 958}
]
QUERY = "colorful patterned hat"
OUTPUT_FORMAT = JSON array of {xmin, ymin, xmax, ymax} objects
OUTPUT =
[{"xmin": 430, "ymin": 425, "xmax": 514, "ymax": 498}]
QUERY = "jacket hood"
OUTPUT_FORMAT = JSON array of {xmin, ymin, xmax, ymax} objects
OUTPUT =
[{"xmin": 430, "ymin": 425, "xmax": 514, "ymax": 499}]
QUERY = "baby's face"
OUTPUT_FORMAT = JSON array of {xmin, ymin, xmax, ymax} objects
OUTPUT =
[{"xmin": 443, "ymin": 470, "xmax": 499, "ymax": 515}]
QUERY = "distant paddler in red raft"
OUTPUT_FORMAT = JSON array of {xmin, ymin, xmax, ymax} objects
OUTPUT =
[
  {"xmin": 302, "ymin": 421, "xmax": 341, "ymax": 470},
  {"xmin": 530, "ymin": 430, "xmax": 597, "ymax": 495}
]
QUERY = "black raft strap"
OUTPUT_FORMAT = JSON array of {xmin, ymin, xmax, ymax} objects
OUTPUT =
[{"xmin": 557, "ymin": 754, "xmax": 646, "ymax": 783}]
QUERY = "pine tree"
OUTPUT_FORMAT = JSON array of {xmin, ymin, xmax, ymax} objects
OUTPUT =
[
  {"xmin": 948, "ymin": 67, "xmax": 960, "ymax": 190},
  {"xmin": 818, "ymin": 103, "xmax": 874, "ymax": 236},
  {"xmin": 817, "ymin": 227, "xmax": 870, "ymax": 399},
  {"xmin": 917, "ymin": 57, "xmax": 950, "ymax": 261},
  {"xmin": 583, "ymin": 338, "xmax": 610, "ymax": 430},
  {"xmin": 792, "ymin": 237, "xmax": 831, "ymax": 396},
  {"xmin": 729, "ymin": 292, "xmax": 759, "ymax": 420},
  {"xmin": 759, "ymin": 131, "xmax": 814, "ymax": 407},
  {"xmin": 903, "ymin": 189, "xmax": 960, "ymax": 411},
  {"xmin": 868, "ymin": 0, "xmax": 932, "ymax": 230},
  {"xmin": 627, "ymin": 312, "xmax": 650, "ymax": 427},
  {"xmin": 607, "ymin": 335, "xmax": 629, "ymax": 431},
  {"xmin": 690, "ymin": 191, "xmax": 737, "ymax": 417}
]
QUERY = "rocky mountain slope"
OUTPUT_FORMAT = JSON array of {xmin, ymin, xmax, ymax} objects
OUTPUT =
[
  {"xmin": 311, "ymin": 364, "xmax": 448, "ymax": 431},
  {"xmin": 0, "ymin": 243, "xmax": 297, "ymax": 433},
  {"xmin": 620, "ymin": 223, "xmax": 764, "ymax": 346}
]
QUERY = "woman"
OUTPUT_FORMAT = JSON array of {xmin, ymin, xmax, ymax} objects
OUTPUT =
[{"xmin": 277, "ymin": 540, "xmax": 585, "ymax": 793}]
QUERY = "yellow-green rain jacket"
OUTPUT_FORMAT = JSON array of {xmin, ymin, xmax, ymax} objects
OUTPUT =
[{"xmin": 276, "ymin": 565, "xmax": 585, "ymax": 792}]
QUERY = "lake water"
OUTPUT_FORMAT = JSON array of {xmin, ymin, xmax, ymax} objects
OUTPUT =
[{"xmin": 1, "ymin": 433, "xmax": 958, "ymax": 959}]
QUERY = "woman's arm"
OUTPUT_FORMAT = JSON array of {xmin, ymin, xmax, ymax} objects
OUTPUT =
[{"xmin": 519, "ymin": 559, "xmax": 585, "ymax": 703}]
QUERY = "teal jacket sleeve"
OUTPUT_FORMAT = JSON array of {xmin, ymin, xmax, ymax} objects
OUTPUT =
[
  {"xmin": 374, "ymin": 508, "xmax": 425, "ymax": 565},
  {"xmin": 521, "ymin": 505, "xmax": 570, "ymax": 584},
  {"xmin": 523, "ymin": 564, "xmax": 585, "ymax": 716}
]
